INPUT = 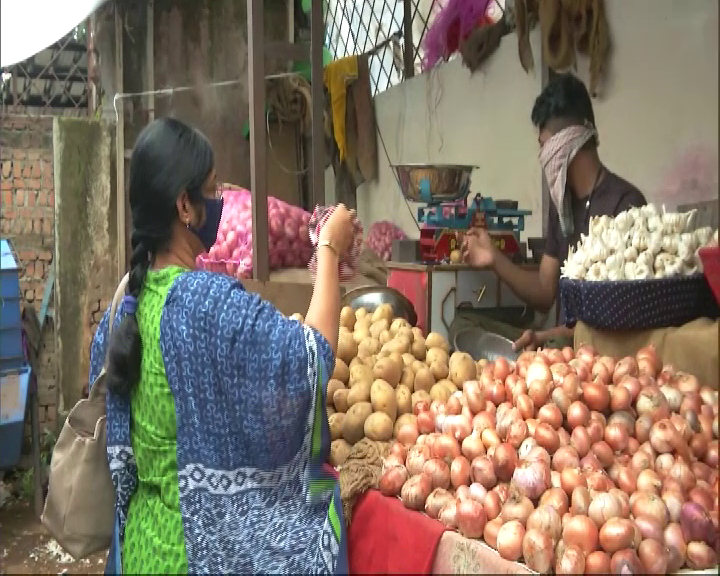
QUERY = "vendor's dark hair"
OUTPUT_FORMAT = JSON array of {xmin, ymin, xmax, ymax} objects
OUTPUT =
[
  {"xmin": 105, "ymin": 117, "xmax": 214, "ymax": 397},
  {"xmin": 531, "ymin": 72, "xmax": 597, "ymax": 145}
]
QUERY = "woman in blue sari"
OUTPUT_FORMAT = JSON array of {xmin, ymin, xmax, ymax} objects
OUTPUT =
[{"xmin": 89, "ymin": 117, "xmax": 354, "ymax": 574}]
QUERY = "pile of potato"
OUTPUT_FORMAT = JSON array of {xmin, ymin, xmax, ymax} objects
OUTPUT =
[{"xmin": 320, "ymin": 304, "xmax": 479, "ymax": 467}]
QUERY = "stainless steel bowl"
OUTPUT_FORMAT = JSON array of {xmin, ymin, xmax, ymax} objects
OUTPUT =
[
  {"xmin": 454, "ymin": 328, "xmax": 518, "ymax": 362},
  {"xmin": 340, "ymin": 286, "xmax": 418, "ymax": 326},
  {"xmin": 392, "ymin": 163, "xmax": 477, "ymax": 203}
]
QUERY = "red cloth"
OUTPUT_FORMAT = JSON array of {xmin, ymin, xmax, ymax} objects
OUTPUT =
[{"xmin": 348, "ymin": 490, "xmax": 446, "ymax": 574}]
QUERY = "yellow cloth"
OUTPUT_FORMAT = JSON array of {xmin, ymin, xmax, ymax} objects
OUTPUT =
[{"xmin": 324, "ymin": 56, "xmax": 359, "ymax": 162}]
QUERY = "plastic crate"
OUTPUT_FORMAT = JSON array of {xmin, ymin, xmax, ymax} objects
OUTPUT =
[
  {"xmin": 0, "ymin": 365, "xmax": 31, "ymax": 470},
  {"xmin": 699, "ymin": 246, "xmax": 720, "ymax": 305}
]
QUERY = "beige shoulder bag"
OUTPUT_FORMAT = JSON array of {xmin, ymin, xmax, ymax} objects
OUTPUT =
[{"xmin": 41, "ymin": 274, "xmax": 129, "ymax": 560}]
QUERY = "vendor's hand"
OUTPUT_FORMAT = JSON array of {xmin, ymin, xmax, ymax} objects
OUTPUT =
[
  {"xmin": 513, "ymin": 329, "xmax": 541, "ymax": 352},
  {"xmin": 319, "ymin": 204, "xmax": 356, "ymax": 257},
  {"xmin": 461, "ymin": 228, "xmax": 495, "ymax": 268}
]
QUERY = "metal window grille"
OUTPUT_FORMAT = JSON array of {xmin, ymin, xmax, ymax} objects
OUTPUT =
[
  {"xmin": 1, "ymin": 28, "xmax": 90, "ymax": 112},
  {"xmin": 324, "ymin": 0, "xmax": 439, "ymax": 95}
]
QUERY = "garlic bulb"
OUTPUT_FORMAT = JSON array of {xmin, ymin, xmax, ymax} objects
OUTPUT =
[
  {"xmin": 631, "ymin": 230, "xmax": 649, "ymax": 252},
  {"xmin": 647, "ymin": 232, "xmax": 663, "ymax": 255},
  {"xmin": 661, "ymin": 235, "xmax": 678, "ymax": 255},
  {"xmin": 624, "ymin": 246, "xmax": 639, "ymax": 262},
  {"xmin": 634, "ymin": 263, "xmax": 652, "ymax": 280},
  {"xmin": 586, "ymin": 262, "xmax": 608, "ymax": 281},
  {"xmin": 561, "ymin": 202, "xmax": 718, "ymax": 282},
  {"xmin": 694, "ymin": 226, "xmax": 713, "ymax": 247},
  {"xmin": 624, "ymin": 261, "xmax": 637, "ymax": 280}
]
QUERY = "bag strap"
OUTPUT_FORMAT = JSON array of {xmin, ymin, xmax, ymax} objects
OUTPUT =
[{"xmin": 88, "ymin": 274, "xmax": 130, "ymax": 401}]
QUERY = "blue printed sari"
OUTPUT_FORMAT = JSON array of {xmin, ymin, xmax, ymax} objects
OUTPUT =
[{"xmin": 89, "ymin": 270, "xmax": 348, "ymax": 574}]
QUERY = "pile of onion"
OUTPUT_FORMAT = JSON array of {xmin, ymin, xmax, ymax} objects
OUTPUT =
[{"xmin": 378, "ymin": 344, "xmax": 719, "ymax": 574}]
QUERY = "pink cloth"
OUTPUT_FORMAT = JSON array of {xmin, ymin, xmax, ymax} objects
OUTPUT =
[{"xmin": 308, "ymin": 205, "xmax": 363, "ymax": 282}]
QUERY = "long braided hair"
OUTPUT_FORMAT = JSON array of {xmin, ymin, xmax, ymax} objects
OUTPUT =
[{"xmin": 105, "ymin": 118, "xmax": 214, "ymax": 397}]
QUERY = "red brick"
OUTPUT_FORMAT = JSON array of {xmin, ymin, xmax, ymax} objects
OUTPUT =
[
  {"xmin": 21, "ymin": 163, "xmax": 32, "ymax": 178},
  {"xmin": 42, "ymin": 218, "xmax": 52, "ymax": 235},
  {"xmin": 26, "ymin": 190, "xmax": 35, "ymax": 206},
  {"xmin": 13, "ymin": 149, "xmax": 26, "ymax": 160},
  {"xmin": 0, "ymin": 179, "xmax": 11, "ymax": 191},
  {"xmin": 48, "ymin": 192, "xmax": 55, "ymax": 207},
  {"xmin": 26, "ymin": 178, "xmax": 40, "ymax": 189},
  {"xmin": 14, "ymin": 189, "xmax": 25, "ymax": 206},
  {"xmin": 1, "ymin": 161, "xmax": 11, "ymax": 178},
  {"xmin": 38, "ymin": 249, "xmax": 52, "ymax": 261},
  {"xmin": 12, "ymin": 162, "xmax": 22, "ymax": 178},
  {"xmin": 27, "ymin": 150, "xmax": 40, "ymax": 161},
  {"xmin": 37, "ymin": 190, "xmax": 47, "ymax": 206},
  {"xmin": 2, "ymin": 190, "xmax": 12, "ymax": 206}
]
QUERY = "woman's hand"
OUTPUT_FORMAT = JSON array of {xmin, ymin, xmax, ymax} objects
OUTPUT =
[{"xmin": 319, "ymin": 204, "xmax": 357, "ymax": 257}]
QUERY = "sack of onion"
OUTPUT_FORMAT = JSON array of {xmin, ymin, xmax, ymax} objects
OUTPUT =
[{"xmin": 377, "ymin": 344, "xmax": 719, "ymax": 574}]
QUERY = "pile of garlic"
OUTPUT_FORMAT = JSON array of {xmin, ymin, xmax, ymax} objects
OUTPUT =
[{"xmin": 562, "ymin": 204, "xmax": 719, "ymax": 281}]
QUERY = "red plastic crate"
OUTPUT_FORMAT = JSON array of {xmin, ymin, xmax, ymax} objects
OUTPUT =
[{"xmin": 699, "ymin": 246, "xmax": 720, "ymax": 304}]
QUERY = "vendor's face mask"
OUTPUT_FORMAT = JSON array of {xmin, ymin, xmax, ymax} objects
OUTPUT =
[{"xmin": 189, "ymin": 196, "xmax": 224, "ymax": 251}]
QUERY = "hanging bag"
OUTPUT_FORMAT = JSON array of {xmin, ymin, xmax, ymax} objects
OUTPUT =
[{"xmin": 41, "ymin": 274, "xmax": 129, "ymax": 560}]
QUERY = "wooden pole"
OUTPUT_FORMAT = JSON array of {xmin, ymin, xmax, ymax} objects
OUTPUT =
[
  {"xmin": 247, "ymin": 0, "xmax": 270, "ymax": 281},
  {"xmin": 146, "ymin": 0, "xmax": 155, "ymax": 122},
  {"xmin": 403, "ymin": 0, "xmax": 415, "ymax": 79}
]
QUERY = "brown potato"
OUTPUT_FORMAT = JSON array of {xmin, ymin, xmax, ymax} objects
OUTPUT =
[
  {"xmin": 328, "ymin": 413, "xmax": 345, "ymax": 440},
  {"xmin": 342, "ymin": 401, "xmax": 373, "ymax": 444},
  {"xmin": 449, "ymin": 353, "xmax": 477, "ymax": 387},
  {"xmin": 330, "ymin": 439, "xmax": 352, "ymax": 467},
  {"xmin": 412, "ymin": 360, "xmax": 426, "ymax": 373},
  {"xmin": 411, "ymin": 390, "xmax": 432, "ymax": 411},
  {"xmin": 337, "ymin": 331, "xmax": 358, "ymax": 364},
  {"xmin": 355, "ymin": 307, "xmax": 368, "ymax": 321},
  {"xmin": 357, "ymin": 337, "xmax": 381, "ymax": 358},
  {"xmin": 364, "ymin": 412, "xmax": 394, "ymax": 441},
  {"xmin": 349, "ymin": 357, "xmax": 365, "ymax": 371},
  {"xmin": 333, "ymin": 388, "xmax": 350, "ymax": 413},
  {"xmin": 339, "ymin": 306, "xmax": 356, "ymax": 331},
  {"xmin": 327, "ymin": 379, "xmax": 346, "ymax": 404},
  {"xmin": 411, "ymin": 327, "xmax": 424, "ymax": 341},
  {"xmin": 425, "ymin": 332, "xmax": 449, "ymax": 352},
  {"xmin": 332, "ymin": 359, "xmax": 350, "ymax": 384},
  {"xmin": 411, "ymin": 337, "xmax": 426, "ymax": 360},
  {"xmin": 352, "ymin": 327, "xmax": 371, "ymax": 343},
  {"xmin": 369, "ymin": 319, "xmax": 390, "ymax": 339},
  {"xmin": 396, "ymin": 384, "xmax": 412, "ymax": 415},
  {"xmin": 429, "ymin": 360, "xmax": 449, "ymax": 381},
  {"xmin": 394, "ymin": 413, "xmax": 417, "ymax": 437},
  {"xmin": 425, "ymin": 347, "xmax": 449, "ymax": 366},
  {"xmin": 430, "ymin": 383, "xmax": 451, "ymax": 403},
  {"xmin": 362, "ymin": 355, "xmax": 376, "ymax": 367},
  {"xmin": 401, "ymin": 353, "xmax": 416, "ymax": 367},
  {"xmin": 371, "ymin": 303, "xmax": 394, "ymax": 323},
  {"xmin": 326, "ymin": 406, "xmax": 336, "ymax": 416},
  {"xmin": 414, "ymin": 366, "xmax": 435, "ymax": 392},
  {"xmin": 438, "ymin": 379, "xmax": 458, "ymax": 394},
  {"xmin": 383, "ymin": 335, "xmax": 411, "ymax": 355},
  {"xmin": 378, "ymin": 330, "xmax": 392, "ymax": 345},
  {"xmin": 395, "ymin": 326, "xmax": 414, "ymax": 343},
  {"xmin": 349, "ymin": 364, "xmax": 374, "ymax": 387},
  {"xmin": 347, "ymin": 381, "xmax": 371, "ymax": 406},
  {"xmin": 373, "ymin": 357, "xmax": 402, "ymax": 388},
  {"xmin": 370, "ymin": 379, "xmax": 398, "ymax": 421},
  {"xmin": 389, "ymin": 351, "xmax": 404, "ymax": 367},
  {"xmin": 400, "ymin": 366, "xmax": 415, "ymax": 391},
  {"xmin": 390, "ymin": 318, "xmax": 411, "ymax": 334}
]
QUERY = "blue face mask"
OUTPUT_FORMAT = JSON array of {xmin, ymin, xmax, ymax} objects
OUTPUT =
[{"xmin": 190, "ymin": 197, "xmax": 224, "ymax": 251}]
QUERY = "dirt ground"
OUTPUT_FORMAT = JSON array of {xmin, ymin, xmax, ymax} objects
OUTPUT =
[{"xmin": 0, "ymin": 499, "xmax": 107, "ymax": 574}]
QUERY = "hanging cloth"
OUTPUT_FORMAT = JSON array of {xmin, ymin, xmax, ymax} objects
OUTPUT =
[{"xmin": 324, "ymin": 56, "xmax": 359, "ymax": 162}]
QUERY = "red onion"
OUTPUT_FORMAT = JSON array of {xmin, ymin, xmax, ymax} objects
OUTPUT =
[
  {"xmin": 680, "ymin": 501, "xmax": 716, "ymax": 547},
  {"xmin": 456, "ymin": 498, "xmax": 487, "ymax": 538}
]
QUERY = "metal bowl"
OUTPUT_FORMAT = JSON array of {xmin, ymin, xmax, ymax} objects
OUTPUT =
[
  {"xmin": 340, "ymin": 286, "xmax": 418, "ymax": 326},
  {"xmin": 453, "ymin": 328, "xmax": 518, "ymax": 362},
  {"xmin": 392, "ymin": 163, "xmax": 477, "ymax": 203}
]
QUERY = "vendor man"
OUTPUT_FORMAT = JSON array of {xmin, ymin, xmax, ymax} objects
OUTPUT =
[{"xmin": 461, "ymin": 72, "xmax": 646, "ymax": 350}]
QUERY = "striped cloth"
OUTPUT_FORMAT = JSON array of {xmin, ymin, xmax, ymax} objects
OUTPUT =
[
  {"xmin": 540, "ymin": 123, "xmax": 598, "ymax": 237},
  {"xmin": 308, "ymin": 205, "xmax": 364, "ymax": 282}
]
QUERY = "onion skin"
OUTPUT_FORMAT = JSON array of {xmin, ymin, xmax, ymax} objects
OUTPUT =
[
  {"xmin": 686, "ymin": 541, "xmax": 718, "ymax": 569},
  {"xmin": 379, "ymin": 465, "xmax": 409, "ymax": 497},
  {"xmin": 470, "ymin": 456, "xmax": 496, "ymax": 489},
  {"xmin": 522, "ymin": 528, "xmax": 555, "ymax": 574},
  {"xmin": 456, "ymin": 498, "xmax": 487, "ymax": 538},
  {"xmin": 562, "ymin": 514, "xmax": 599, "ymax": 556},
  {"xmin": 539, "ymin": 488, "xmax": 569, "ymax": 517},
  {"xmin": 400, "ymin": 473, "xmax": 432, "ymax": 510},
  {"xmin": 450, "ymin": 456, "xmax": 471, "ymax": 489},
  {"xmin": 425, "ymin": 488, "xmax": 454, "ymax": 519},
  {"xmin": 512, "ymin": 459, "xmax": 552, "ymax": 500},
  {"xmin": 680, "ymin": 501, "xmax": 716, "ymax": 547},
  {"xmin": 438, "ymin": 499, "xmax": 458, "ymax": 529},
  {"xmin": 496, "ymin": 520, "xmax": 525, "ymax": 562},
  {"xmin": 483, "ymin": 490, "xmax": 501, "ymax": 520},
  {"xmin": 585, "ymin": 550, "xmax": 612, "ymax": 574},
  {"xmin": 423, "ymin": 458, "xmax": 451, "ymax": 490},
  {"xmin": 501, "ymin": 495, "xmax": 534, "ymax": 526},
  {"xmin": 588, "ymin": 492, "xmax": 623, "ymax": 528},
  {"xmin": 555, "ymin": 542, "xmax": 585, "ymax": 575},
  {"xmin": 492, "ymin": 443, "xmax": 518, "ymax": 482},
  {"xmin": 599, "ymin": 518, "xmax": 636, "ymax": 554},
  {"xmin": 527, "ymin": 505, "xmax": 562, "ymax": 543},
  {"xmin": 610, "ymin": 548, "xmax": 644, "ymax": 575},
  {"xmin": 664, "ymin": 522, "xmax": 687, "ymax": 572},
  {"xmin": 483, "ymin": 516, "xmax": 503, "ymax": 549},
  {"xmin": 637, "ymin": 538, "xmax": 669, "ymax": 574},
  {"xmin": 631, "ymin": 491, "xmax": 669, "ymax": 528}
]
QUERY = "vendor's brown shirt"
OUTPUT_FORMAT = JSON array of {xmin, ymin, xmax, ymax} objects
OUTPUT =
[{"xmin": 545, "ymin": 170, "xmax": 647, "ymax": 265}]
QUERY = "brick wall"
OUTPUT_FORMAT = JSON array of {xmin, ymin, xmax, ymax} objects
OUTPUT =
[{"xmin": 0, "ymin": 115, "xmax": 59, "ymax": 435}]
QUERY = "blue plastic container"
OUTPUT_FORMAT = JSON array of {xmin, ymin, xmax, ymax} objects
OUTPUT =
[
  {"xmin": 0, "ymin": 365, "xmax": 31, "ymax": 469},
  {"xmin": 0, "ymin": 239, "xmax": 24, "ymax": 371}
]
